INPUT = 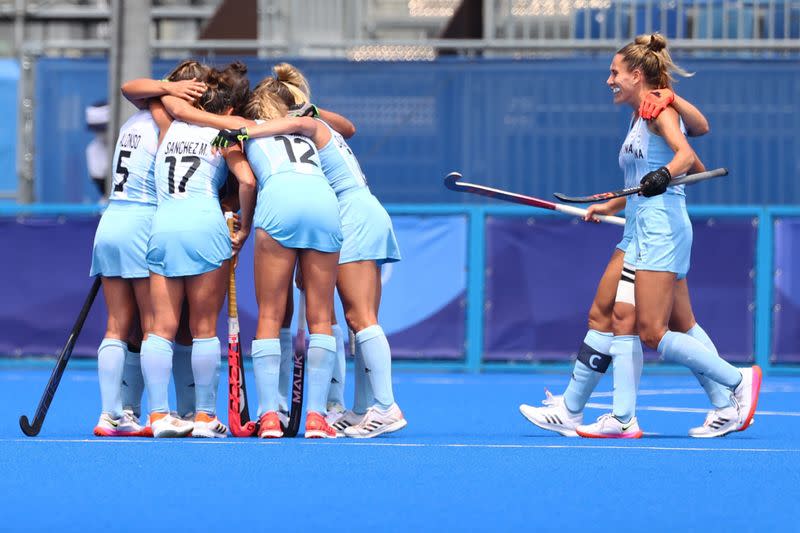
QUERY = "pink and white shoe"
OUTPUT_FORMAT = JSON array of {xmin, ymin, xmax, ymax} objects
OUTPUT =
[
  {"xmin": 93, "ymin": 412, "xmax": 148, "ymax": 437},
  {"xmin": 733, "ymin": 366, "xmax": 762, "ymax": 432},
  {"xmin": 576, "ymin": 413, "xmax": 643, "ymax": 439}
]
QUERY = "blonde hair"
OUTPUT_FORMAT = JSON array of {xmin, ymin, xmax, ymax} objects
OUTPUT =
[
  {"xmin": 272, "ymin": 62, "xmax": 311, "ymax": 105},
  {"xmin": 244, "ymin": 78, "xmax": 289, "ymax": 120},
  {"xmin": 617, "ymin": 33, "xmax": 692, "ymax": 89}
]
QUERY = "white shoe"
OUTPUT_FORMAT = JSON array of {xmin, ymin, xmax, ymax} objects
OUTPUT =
[
  {"xmin": 688, "ymin": 405, "xmax": 740, "ymax": 438},
  {"xmin": 325, "ymin": 403, "xmax": 346, "ymax": 426},
  {"xmin": 519, "ymin": 390, "xmax": 582, "ymax": 437},
  {"xmin": 733, "ymin": 366, "xmax": 762, "ymax": 431},
  {"xmin": 343, "ymin": 403, "xmax": 407, "ymax": 439},
  {"xmin": 330, "ymin": 410, "xmax": 366, "ymax": 436},
  {"xmin": 93, "ymin": 411, "xmax": 147, "ymax": 437},
  {"xmin": 576, "ymin": 413, "xmax": 643, "ymax": 439},
  {"xmin": 150, "ymin": 413, "xmax": 194, "ymax": 438},
  {"xmin": 191, "ymin": 412, "xmax": 228, "ymax": 438}
]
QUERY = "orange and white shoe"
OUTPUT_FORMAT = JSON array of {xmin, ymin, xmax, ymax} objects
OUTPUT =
[
  {"xmin": 192, "ymin": 412, "xmax": 228, "ymax": 438},
  {"xmin": 576, "ymin": 413, "xmax": 643, "ymax": 439},
  {"xmin": 304, "ymin": 411, "xmax": 337, "ymax": 439},
  {"xmin": 93, "ymin": 412, "xmax": 147, "ymax": 437},
  {"xmin": 150, "ymin": 412, "xmax": 193, "ymax": 438},
  {"xmin": 733, "ymin": 366, "xmax": 762, "ymax": 431},
  {"xmin": 258, "ymin": 411, "xmax": 284, "ymax": 439}
]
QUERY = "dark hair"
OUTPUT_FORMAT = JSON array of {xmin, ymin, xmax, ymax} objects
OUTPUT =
[
  {"xmin": 220, "ymin": 61, "xmax": 251, "ymax": 116},
  {"xmin": 165, "ymin": 60, "xmax": 209, "ymax": 83},
  {"xmin": 197, "ymin": 69, "xmax": 230, "ymax": 114}
]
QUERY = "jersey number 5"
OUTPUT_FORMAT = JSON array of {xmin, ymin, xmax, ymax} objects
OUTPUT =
[
  {"xmin": 275, "ymin": 136, "xmax": 318, "ymax": 167},
  {"xmin": 165, "ymin": 155, "xmax": 201, "ymax": 194},
  {"xmin": 113, "ymin": 150, "xmax": 131, "ymax": 192}
]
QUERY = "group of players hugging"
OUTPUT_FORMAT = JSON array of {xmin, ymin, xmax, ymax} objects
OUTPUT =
[
  {"xmin": 90, "ymin": 32, "xmax": 762, "ymax": 442},
  {"xmin": 90, "ymin": 59, "xmax": 405, "ymax": 439}
]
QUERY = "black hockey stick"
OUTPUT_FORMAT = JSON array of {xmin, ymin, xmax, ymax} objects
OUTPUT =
[
  {"xmin": 284, "ymin": 291, "xmax": 306, "ymax": 438},
  {"xmin": 553, "ymin": 167, "xmax": 728, "ymax": 204},
  {"xmin": 19, "ymin": 276, "xmax": 102, "ymax": 436},
  {"xmin": 444, "ymin": 172, "xmax": 625, "ymax": 226}
]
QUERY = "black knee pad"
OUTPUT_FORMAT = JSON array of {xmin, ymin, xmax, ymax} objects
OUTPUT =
[{"xmin": 577, "ymin": 342, "xmax": 612, "ymax": 373}]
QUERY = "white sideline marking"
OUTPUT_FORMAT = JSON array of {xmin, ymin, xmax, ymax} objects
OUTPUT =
[
  {"xmin": 4, "ymin": 439, "xmax": 800, "ymax": 453},
  {"xmin": 584, "ymin": 403, "xmax": 800, "ymax": 417}
]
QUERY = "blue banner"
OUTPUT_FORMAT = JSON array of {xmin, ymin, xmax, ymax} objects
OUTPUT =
[
  {"xmin": 483, "ymin": 216, "xmax": 756, "ymax": 363},
  {"xmin": 0, "ymin": 214, "xmax": 466, "ymax": 360},
  {"xmin": 772, "ymin": 217, "xmax": 800, "ymax": 363}
]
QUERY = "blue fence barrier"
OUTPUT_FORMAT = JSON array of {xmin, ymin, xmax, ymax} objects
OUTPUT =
[
  {"xmin": 22, "ymin": 56, "xmax": 800, "ymax": 205},
  {"xmin": 1, "ymin": 204, "xmax": 797, "ymax": 374}
]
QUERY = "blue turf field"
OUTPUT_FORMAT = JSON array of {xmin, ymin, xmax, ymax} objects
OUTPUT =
[{"xmin": 1, "ymin": 367, "xmax": 798, "ymax": 532}]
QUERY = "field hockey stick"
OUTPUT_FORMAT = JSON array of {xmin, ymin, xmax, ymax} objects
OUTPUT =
[
  {"xmin": 285, "ymin": 290, "xmax": 306, "ymax": 438},
  {"xmin": 226, "ymin": 213, "xmax": 257, "ymax": 437},
  {"xmin": 553, "ymin": 167, "xmax": 728, "ymax": 204},
  {"xmin": 19, "ymin": 276, "xmax": 102, "ymax": 437},
  {"xmin": 444, "ymin": 172, "xmax": 625, "ymax": 226}
]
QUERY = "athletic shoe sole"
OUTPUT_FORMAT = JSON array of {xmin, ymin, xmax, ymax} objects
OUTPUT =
[
  {"xmin": 191, "ymin": 428, "xmax": 227, "ymax": 438},
  {"xmin": 576, "ymin": 428, "xmax": 643, "ymax": 439},
  {"xmin": 153, "ymin": 428, "xmax": 193, "ymax": 438},
  {"xmin": 93, "ymin": 427, "xmax": 148, "ymax": 437},
  {"xmin": 259, "ymin": 430, "xmax": 283, "ymax": 439},
  {"xmin": 304, "ymin": 430, "xmax": 337, "ymax": 439},
  {"xmin": 345, "ymin": 418, "xmax": 408, "ymax": 439},
  {"xmin": 737, "ymin": 366, "xmax": 762, "ymax": 432},
  {"xmin": 519, "ymin": 406, "xmax": 578, "ymax": 437}
]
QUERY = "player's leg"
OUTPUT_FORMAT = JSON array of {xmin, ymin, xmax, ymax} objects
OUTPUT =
[
  {"xmin": 337, "ymin": 260, "xmax": 406, "ymax": 438},
  {"xmin": 576, "ymin": 269, "xmax": 643, "ymax": 439},
  {"xmin": 252, "ymin": 229, "xmax": 297, "ymax": 438},
  {"xmin": 184, "ymin": 263, "xmax": 231, "ymax": 438},
  {"xmin": 299, "ymin": 247, "xmax": 340, "ymax": 439},
  {"xmin": 670, "ymin": 279, "xmax": 748, "ymax": 437},
  {"xmin": 118, "ymin": 277, "xmax": 152, "ymax": 427},
  {"xmin": 94, "ymin": 276, "xmax": 145, "ymax": 436},
  {"xmin": 327, "ymin": 307, "xmax": 347, "ymax": 413},
  {"xmin": 141, "ymin": 272, "xmax": 192, "ymax": 437},
  {"xmin": 519, "ymin": 249, "xmax": 621, "ymax": 436},
  {"xmin": 172, "ymin": 300, "xmax": 195, "ymax": 419},
  {"xmin": 639, "ymin": 270, "xmax": 760, "ymax": 432}
]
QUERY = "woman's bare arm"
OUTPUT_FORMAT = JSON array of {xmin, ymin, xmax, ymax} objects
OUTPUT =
[
  {"xmin": 121, "ymin": 78, "xmax": 206, "ymax": 110},
  {"xmin": 160, "ymin": 95, "xmax": 251, "ymax": 129}
]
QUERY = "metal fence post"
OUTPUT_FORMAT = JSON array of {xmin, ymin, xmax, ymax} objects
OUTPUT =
[
  {"xmin": 755, "ymin": 207, "xmax": 774, "ymax": 370},
  {"xmin": 465, "ymin": 206, "xmax": 486, "ymax": 373}
]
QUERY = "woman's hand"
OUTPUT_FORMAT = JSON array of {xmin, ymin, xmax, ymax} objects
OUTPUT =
[
  {"xmin": 231, "ymin": 227, "xmax": 250, "ymax": 255},
  {"xmin": 167, "ymin": 79, "xmax": 207, "ymax": 103},
  {"xmin": 584, "ymin": 202, "xmax": 612, "ymax": 223},
  {"xmin": 213, "ymin": 128, "xmax": 249, "ymax": 152},
  {"xmin": 640, "ymin": 88, "xmax": 674, "ymax": 121}
]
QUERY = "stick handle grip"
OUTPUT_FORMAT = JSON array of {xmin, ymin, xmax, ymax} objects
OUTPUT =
[
  {"xmin": 225, "ymin": 213, "xmax": 237, "ymax": 319},
  {"xmin": 553, "ymin": 204, "xmax": 626, "ymax": 226}
]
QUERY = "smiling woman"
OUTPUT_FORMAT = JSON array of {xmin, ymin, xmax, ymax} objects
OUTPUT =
[{"xmin": 519, "ymin": 34, "xmax": 736, "ymax": 440}]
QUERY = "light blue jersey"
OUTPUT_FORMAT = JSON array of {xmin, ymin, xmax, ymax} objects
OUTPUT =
[
  {"xmin": 245, "ymin": 127, "xmax": 342, "ymax": 252},
  {"xmin": 315, "ymin": 120, "xmax": 400, "ymax": 265},
  {"xmin": 621, "ymin": 115, "xmax": 692, "ymax": 278},
  {"xmin": 245, "ymin": 128, "xmax": 326, "ymax": 187},
  {"xmin": 90, "ymin": 110, "xmax": 159, "ymax": 278},
  {"xmin": 108, "ymin": 110, "xmax": 158, "ymax": 205},
  {"xmin": 147, "ymin": 120, "xmax": 232, "ymax": 277},
  {"xmin": 316, "ymin": 119, "xmax": 368, "ymax": 195},
  {"xmin": 154, "ymin": 121, "xmax": 228, "ymax": 203}
]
